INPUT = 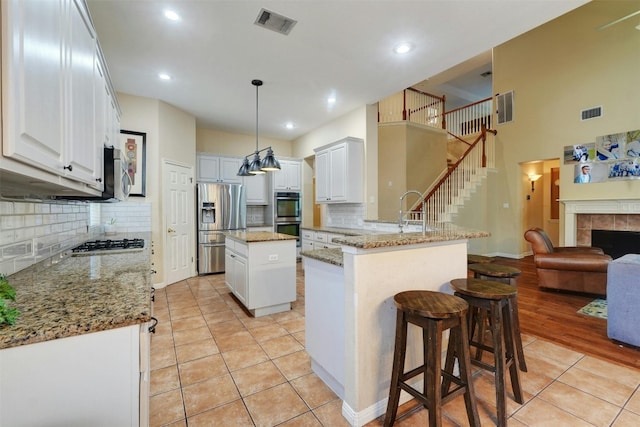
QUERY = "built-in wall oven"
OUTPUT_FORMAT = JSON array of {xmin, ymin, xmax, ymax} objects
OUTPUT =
[{"xmin": 275, "ymin": 192, "xmax": 301, "ymax": 246}]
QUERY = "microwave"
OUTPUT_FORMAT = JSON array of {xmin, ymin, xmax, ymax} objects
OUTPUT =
[
  {"xmin": 103, "ymin": 147, "xmax": 131, "ymax": 201},
  {"xmin": 62, "ymin": 147, "xmax": 131, "ymax": 201}
]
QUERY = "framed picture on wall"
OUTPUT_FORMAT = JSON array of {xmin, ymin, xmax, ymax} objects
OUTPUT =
[{"xmin": 120, "ymin": 130, "xmax": 147, "ymax": 197}]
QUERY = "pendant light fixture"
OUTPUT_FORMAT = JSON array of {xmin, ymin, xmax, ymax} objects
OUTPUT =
[{"xmin": 237, "ymin": 79, "xmax": 281, "ymax": 176}]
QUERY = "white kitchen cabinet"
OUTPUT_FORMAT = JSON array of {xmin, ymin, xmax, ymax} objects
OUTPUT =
[
  {"xmin": 1, "ymin": 0, "xmax": 118, "ymax": 196},
  {"xmin": 197, "ymin": 154, "xmax": 242, "ymax": 183},
  {"xmin": 244, "ymin": 172, "xmax": 269, "ymax": 204},
  {"xmin": 225, "ymin": 234, "xmax": 296, "ymax": 317},
  {"xmin": 0, "ymin": 323, "xmax": 150, "ymax": 427},
  {"xmin": 314, "ymin": 137, "xmax": 364, "ymax": 203},
  {"xmin": 301, "ymin": 229, "xmax": 345, "ymax": 251},
  {"xmin": 273, "ymin": 159, "xmax": 302, "ymax": 191},
  {"xmin": 225, "ymin": 240, "xmax": 248, "ymax": 306},
  {"xmin": 66, "ymin": 0, "xmax": 100, "ymax": 187}
]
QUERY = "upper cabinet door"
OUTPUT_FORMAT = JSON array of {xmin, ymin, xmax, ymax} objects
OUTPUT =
[
  {"xmin": 2, "ymin": 0, "xmax": 65, "ymax": 174},
  {"xmin": 196, "ymin": 154, "xmax": 242, "ymax": 183},
  {"xmin": 66, "ymin": 0, "xmax": 99, "ymax": 186},
  {"xmin": 273, "ymin": 160, "xmax": 302, "ymax": 191}
]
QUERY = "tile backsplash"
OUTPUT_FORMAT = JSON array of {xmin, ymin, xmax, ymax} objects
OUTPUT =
[
  {"xmin": 0, "ymin": 200, "xmax": 152, "ymax": 276},
  {"xmin": 0, "ymin": 201, "xmax": 96, "ymax": 276},
  {"xmin": 100, "ymin": 201, "xmax": 152, "ymax": 233}
]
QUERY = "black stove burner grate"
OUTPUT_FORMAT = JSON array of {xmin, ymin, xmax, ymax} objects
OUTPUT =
[{"xmin": 72, "ymin": 238, "xmax": 145, "ymax": 252}]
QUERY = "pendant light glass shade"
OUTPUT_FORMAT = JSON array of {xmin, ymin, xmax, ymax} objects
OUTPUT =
[
  {"xmin": 260, "ymin": 147, "xmax": 281, "ymax": 171},
  {"xmin": 237, "ymin": 157, "xmax": 252, "ymax": 176}
]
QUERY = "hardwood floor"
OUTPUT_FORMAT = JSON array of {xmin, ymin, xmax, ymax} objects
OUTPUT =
[{"xmin": 494, "ymin": 256, "xmax": 640, "ymax": 370}]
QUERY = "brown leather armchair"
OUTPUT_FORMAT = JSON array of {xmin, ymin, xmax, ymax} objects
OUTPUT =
[{"xmin": 524, "ymin": 227, "xmax": 611, "ymax": 295}]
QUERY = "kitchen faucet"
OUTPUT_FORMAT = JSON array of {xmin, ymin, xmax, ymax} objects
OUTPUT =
[{"xmin": 398, "ymin": 190, "xmax": 427, "ymax": 235}]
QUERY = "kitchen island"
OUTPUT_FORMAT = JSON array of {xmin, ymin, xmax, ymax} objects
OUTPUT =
[
  {"xmin": 301, "ymin": 225, "xmax": 489, "ymax": 427},
  {"xmin": 225, "ymin": 231, "xmax": 297, "ymax": 317},
  {"xmin": 0, "ymin": 233, "xmax": 153, "ymax": 427}
]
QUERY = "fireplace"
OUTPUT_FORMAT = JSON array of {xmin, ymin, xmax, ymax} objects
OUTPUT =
[
  {"xmin": 591, "ymin": 229, "xmax": 640, "ymax": 259},
  {"xmin": 562, "ymin": 199, "xmax": 640, "ymax": 246}
]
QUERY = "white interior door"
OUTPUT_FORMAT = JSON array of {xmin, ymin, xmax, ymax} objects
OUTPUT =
[{"xmin": 163, "ymin": 160, "xmax": 194, "ymax": 285}]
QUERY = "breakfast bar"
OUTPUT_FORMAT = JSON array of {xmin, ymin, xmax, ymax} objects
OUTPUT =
[{"xmin": 302, "ymin": 225, "xmax": 489, "ymax": 427}]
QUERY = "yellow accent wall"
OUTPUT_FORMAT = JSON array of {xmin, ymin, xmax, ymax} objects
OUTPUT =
[{"xmin": 492, "ymin": 0, "xmax": 640, "ymax": 255}]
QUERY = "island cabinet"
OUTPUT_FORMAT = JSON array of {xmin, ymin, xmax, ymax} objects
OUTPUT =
[
  {"xmin": 314, "ymin": 137, "xmax": 364, "ymax": 203},
  {"xmin": 225, "ymin": 232, "xmax": 297, "ymax": 317}
]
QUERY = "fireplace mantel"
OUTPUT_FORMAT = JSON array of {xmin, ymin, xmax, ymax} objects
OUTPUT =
[{"xmin": 562, "ymin": 199, "xmax": 640, "ymax": 245}]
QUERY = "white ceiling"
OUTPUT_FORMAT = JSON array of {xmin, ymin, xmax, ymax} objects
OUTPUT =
[{"xmin": 86, "ymin": 0, "xmax": 587, "ymax": 141}]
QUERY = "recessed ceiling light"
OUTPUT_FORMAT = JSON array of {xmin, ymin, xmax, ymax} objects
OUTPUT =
[
  {"xmin": 164, "ymin": 9, "xmax": 180, "ymax": 21},
  {"xmin": 393, "ymin": 42, "xmax": 414, "ymax": 54},
  {"xmin": 158, "ymin": 73, "xmax": 171, "ymax": 81},
  {"xmin": 285, "ymin": 122, "xmax": 294, "ymax": 130},
  {"xmin": 327, "ymin": 96, "xmax": 336, "ymax": 104}
]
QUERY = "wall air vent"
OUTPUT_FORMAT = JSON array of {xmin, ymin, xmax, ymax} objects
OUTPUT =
[
  {"xmin": 254, "ymin": 8, "xmax": 297, "ymax": 35},
  {"xmin": 581, "ymin": 106, "xmax": 603, "ymax": 121},
  {"xmin": 496, "ymin": 91, "xmax": 514, "ymax": 125}
]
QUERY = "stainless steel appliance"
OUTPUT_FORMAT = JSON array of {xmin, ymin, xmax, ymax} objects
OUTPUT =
[
  {"xmin": 71, "ymin": 238, "xmax": 145, "ymax": 256},
  {"xmin": 274, "ymin": 191, "xmax": 301, "ymax": 246},
  {"xmin": 197, "ymin": 183, "xmax": 246, "ymax": 274}
]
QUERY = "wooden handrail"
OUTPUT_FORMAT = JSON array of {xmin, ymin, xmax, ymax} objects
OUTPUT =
[
  {"xmin": 415, "ymin": 124, "xmax": 496, "ymax": 212},
  {"xmin": 406, "ymin": 87, "xmax": 445, "ymax": 102}
]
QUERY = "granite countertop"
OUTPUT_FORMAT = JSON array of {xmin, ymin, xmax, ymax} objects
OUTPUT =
[
  {"xmin": 333, "ymin": 224, "xmax": 489, "ymax": 249},
  {"xmin": 0, "ymin": 233, "xmax": 152, "ymax": 350},
  {"xmin": 225, "ymin": 231, "xmax": 298, "ymax": 243},
  {"xmin": 300, "ymin": 225, "xmax": 375, "ymax": 236},
  {"xmin": 301, "ymin": 248, "xmax": 344, "ymax": 267}
]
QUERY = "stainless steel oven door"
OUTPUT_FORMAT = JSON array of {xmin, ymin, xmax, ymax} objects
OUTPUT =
[
  {"xmin": 275, "ymin": 222, "xmax": 301, "ymax": 247},
  {"xmin": 274, "ymin": 192, "xmax": 301, "ymax": 222}
]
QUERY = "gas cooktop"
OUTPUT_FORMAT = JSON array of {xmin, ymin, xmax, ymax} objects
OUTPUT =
[{"xmin": 72, "ymin": 238, "xmax": 145, "ymax": 253}]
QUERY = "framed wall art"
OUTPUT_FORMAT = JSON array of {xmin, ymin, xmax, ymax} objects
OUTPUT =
[{"xmin": 120, "ymin": 130, "xmax": 147, "ymax": 197}]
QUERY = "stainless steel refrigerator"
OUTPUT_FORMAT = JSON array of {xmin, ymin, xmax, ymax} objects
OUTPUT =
[{"xmin": 197, "ymin": 183, "xmax": 246, "ymax": 274}]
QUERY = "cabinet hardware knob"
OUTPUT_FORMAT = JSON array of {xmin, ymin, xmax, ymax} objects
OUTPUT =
[
  {"xmin": 64, "ymin": 164, "xmax": 73, "ymax": 171},
  {"xmin": 167, "ymin": 228, "xmax": 176, "ymax": 233},
  {"xmin": 96, "ymin": 178, "xmax": 102, "ymax": 182}
]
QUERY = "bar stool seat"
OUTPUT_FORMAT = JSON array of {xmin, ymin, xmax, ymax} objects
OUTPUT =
[
  {"xmin": 467, "ymin": 263, "xmax": 527, "ymax": 372},
  {"xmin": 384, "ymin": 290, "xmax": 480, "ymax": 427},
  {"xmin": 449, "ymin": 278, "xmax": 524, "ymax": 427},
  {"xmin": 467, "ymin": 254, "xmax": 496, "ymax": 265}
]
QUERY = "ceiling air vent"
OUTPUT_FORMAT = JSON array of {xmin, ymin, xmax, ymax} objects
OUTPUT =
[
  {"xmin": 254, "ymin": 8, "xmax": 297, "ymax": 35},
  {"xmin": 581, "ymin": 106, "xmax": 603, "ymax": 121}
]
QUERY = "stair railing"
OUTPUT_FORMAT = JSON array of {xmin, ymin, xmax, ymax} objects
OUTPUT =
[
  {"xmin": 378, "ymin": 88, "xmax": 445, "ymax": 128},
  {"xmin": 406, "ymin": 125, "xmax": 496, "ymax": 224}
]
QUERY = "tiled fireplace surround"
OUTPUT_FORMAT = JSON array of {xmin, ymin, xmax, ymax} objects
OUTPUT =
[{"xmin": 563, "ymin": 199, "xmax": 640, "ymax": 246}]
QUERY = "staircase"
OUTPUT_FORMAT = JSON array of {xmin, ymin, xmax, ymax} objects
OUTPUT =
[
  {"xmin": 405, "ymin": 126, "xmax": 495, "ymax": 225},
  {"xmin": 379, "ymin": 89, "xmax": 496, "ymax": 227}
]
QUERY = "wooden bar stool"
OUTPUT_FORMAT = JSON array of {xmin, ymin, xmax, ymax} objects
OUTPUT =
[
  {"xmin": 449, "ymin": 278, "xmax": 524, "ymax": 427},
  {"xmin": 467, "ymin": 263, "xmax": 527, "ymax": 372},
  {"xmin": 384, "ymin": 290, "xmax": 480, "ymax": 427},
  {"xmin": 467, "ymin": 254, "xmax": 495, "ymax": 264}
]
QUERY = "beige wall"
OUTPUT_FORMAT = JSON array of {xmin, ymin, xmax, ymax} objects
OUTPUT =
[
  {"xmin": 292, "ymin": 106, "xmax": 370, "ymax": 226},
  {"xmin": 196, "ymin": 128, "xmax": 292, "ymax": 158},
  {"xmin": 118, "ymin": 93, "xmax": 197, "ymax": 286},
  {"xmin": 492, "ymin": 0, "xmax": 640, "ymax": 255},
  {"xmin": 377, "ymin": 123, "xmax": 448, "ymax": 221}
]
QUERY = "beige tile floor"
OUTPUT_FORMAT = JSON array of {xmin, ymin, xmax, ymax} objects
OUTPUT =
[{"xmin": 150, "ymin": 265, "xmax": 640, "ymax": 426}]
